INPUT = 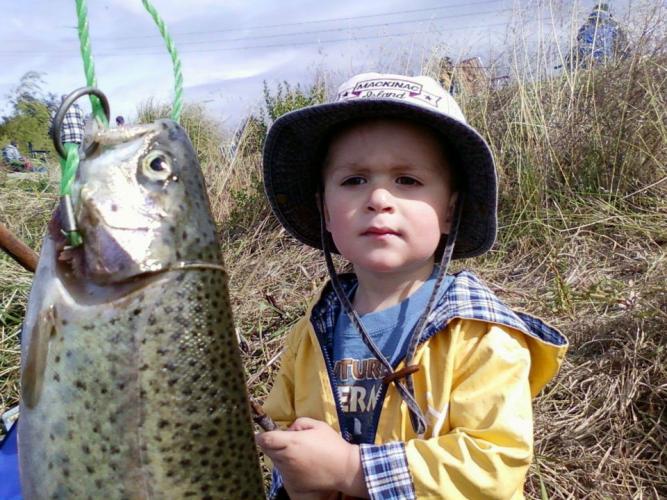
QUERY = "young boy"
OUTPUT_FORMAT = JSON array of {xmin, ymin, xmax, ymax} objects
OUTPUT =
[{"xmin": 256, "ymin": 73, "xmax": 567, "ymax": 499}]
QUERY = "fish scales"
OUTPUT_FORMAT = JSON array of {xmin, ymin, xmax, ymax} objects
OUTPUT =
[{"xmin": 18, "ymin": 120, "xmax": 265, "ymax": 499}]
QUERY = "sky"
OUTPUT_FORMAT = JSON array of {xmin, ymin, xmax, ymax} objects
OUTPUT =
[{"xmin": 0, "ymin": 0, "xmax": 639, "ymax": 131}]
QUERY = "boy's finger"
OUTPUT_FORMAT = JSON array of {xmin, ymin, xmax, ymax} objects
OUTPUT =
[
  {"xmin": 289, "ymin": 417, "xmax": 320, "ymax": 431},
  {"xmin": 255, "ymin": 430, "xmax": 289, "ymax": 450}
]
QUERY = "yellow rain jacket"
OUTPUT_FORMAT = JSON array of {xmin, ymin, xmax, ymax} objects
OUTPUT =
[{"xmin": 264, "ymin": 271, "xmax": 567, "ymax": 499}]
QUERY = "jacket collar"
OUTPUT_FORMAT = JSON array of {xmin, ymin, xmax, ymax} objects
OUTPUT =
[{"xmin": 310, "ymin": 270, "xmax": 567, "ymax": 349}]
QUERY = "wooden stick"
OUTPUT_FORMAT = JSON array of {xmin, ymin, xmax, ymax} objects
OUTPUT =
[
  {"xmin": 249, "ymin": 398, "xmax": 278, "ymax": 432},
  {"xmin": 0, "ymin": 222, "xmax": 38, "ymax": 273}
]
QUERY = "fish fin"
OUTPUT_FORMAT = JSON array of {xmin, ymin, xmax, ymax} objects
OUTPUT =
[{"xmin": 21, "ymin": 305, "xmax": 57, "ymax": 409}]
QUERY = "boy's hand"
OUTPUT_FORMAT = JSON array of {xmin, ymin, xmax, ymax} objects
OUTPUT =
[{"xmin": 256, "ymin": 417, "xmax": 369, "ymax": 499}]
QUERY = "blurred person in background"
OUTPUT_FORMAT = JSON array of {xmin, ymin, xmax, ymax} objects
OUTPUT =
[{"xmin": 568, "ymin": 2, "xmax": 628, "ymax": 69}]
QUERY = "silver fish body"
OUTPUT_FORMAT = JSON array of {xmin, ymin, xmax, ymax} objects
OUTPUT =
[{"xmin": 18, "ymin": 120, "xmax": 265, "ymax": 499}]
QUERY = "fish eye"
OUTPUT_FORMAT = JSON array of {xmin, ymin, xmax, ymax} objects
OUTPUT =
[{"xmin": 142, "ymin": 151, "xmax": 172, "ymax": 181}]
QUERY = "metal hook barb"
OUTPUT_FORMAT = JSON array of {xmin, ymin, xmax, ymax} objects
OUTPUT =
[{"xmin": 52, "ymin": 87, "xmax": 110, "ymax": 160}]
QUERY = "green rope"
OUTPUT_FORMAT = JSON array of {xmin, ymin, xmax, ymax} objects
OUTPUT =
[
  {"xmin": 141, "ymin": 0, "xmax": 183, "ymax": 123},
  {"xmin": 59, "ymin": 0, "xmax": 181, "ymax": 247},
  {"xmin": 59, "ymin": 143, "xmax": 83, "ymax": 247},
  {"xmin": 74, "ymin": 0, "xmax": 108, "ymax": 126}
]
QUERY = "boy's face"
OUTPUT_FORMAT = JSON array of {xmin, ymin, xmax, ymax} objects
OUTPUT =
[{"xmin": 322, "ymin": 118, "xmax": 458, "ymax": 277}]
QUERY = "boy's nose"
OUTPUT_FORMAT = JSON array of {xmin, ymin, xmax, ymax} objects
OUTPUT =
[{"xmin": 366, "ymin": 187, "xmax": 394, "ymax": 213}]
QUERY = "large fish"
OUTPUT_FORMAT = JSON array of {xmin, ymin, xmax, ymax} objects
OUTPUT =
[{"xmin": 18, "ymin": 120, "xmax": 265, "ymax": 499}]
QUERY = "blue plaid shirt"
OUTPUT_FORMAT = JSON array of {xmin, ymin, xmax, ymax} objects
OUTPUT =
[
  {"xmin": 56, "ymin": 103, "xmax": 85, "ymax": 145},
  {"xmin": 269, "ymin": 270, "xmax": 566, "ymax": 499}
]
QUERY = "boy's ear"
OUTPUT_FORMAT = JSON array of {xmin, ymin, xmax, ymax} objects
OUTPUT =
[
  {"xmin": 315, "ymin": 192, "xmax": 331, "ymax": 230},
  {"xmin": 441, "ymin": 192, "xmax": 459, "ymax": 234}
]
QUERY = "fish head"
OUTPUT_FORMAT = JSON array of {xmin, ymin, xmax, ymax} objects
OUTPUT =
[{"xmin": 67, "ymin": 119, "xmax": 220, "ymax": 283}]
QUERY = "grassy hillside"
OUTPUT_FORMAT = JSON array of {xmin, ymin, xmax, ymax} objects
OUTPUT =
[{"xmin": 1, "ymin": 10, "xmax": 665, "ymax": 498}]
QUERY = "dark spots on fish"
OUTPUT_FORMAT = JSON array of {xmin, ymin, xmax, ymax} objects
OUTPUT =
[
  {"xmin": 184, "ymin": 491, "xmax": 196, "ymax": 497},
  {"xmin": 139, "ymin": 363, "xmax": 149, "ymax": 371},
  {"xmin": 48, "ymin": 461, "xmax": 53, "ymax": 470},
  {"xmin": 190, "ymin": 423, "xmax": 201, "ymax": 431},
  {"xmin": 84, "ymin": 400, "xmax": 91, "ymax": 410},
  {"xmin": 206, "ymin": 329, "xmax": 214, "ymax": 337},
  {"xmin": 182, "ymin": 230, "xmax": 188, "ymax": 240},
  {"xmin": 176, "ymin": 250, "xmax": 182, "ymax": 259},
  {"xmin": 63, "ymin": 468, "xmax": 70, "ymax": 478},
  {"xmin": 206, "ymin": 428, "xmax": 218, "ymax": 437},
  {"xmin": 100, "ymin": 386, "xmax": 108, "ymax": 395},
  {"xmin": 67, "ymin": 414, "xmax": 74, "ymax": 422},
  {"xmin": 61, "ymin": 319, "xmax": 68, "ymax": 326},
  {"xmin": 83, "ymin": 324, "xmax": 94, "ymax": 331},
  {"xmin": 92, "ymin": 424, "xmax": 100, "ymax": 434},
  {"xmin": 54, "ymin": 354, "xmax": 60, "ymax": 363},
  {"xmin": 133, "ymin": 308, "xmax": 142, "ymax": 316},
  {"xmin": 49, "ymin": 433, "xmax": 55, "ymax": 441},
  {"xmin": 95, "ymin": 479, "xmax": 103, "ymax": 489},
  {"xmin": 163, "ymin": 362, "xmax": 177, "ymax": 372},
  {"xmin": 168, "ymin": 378, "xmax": 178, "ymax": 387},
  {"xmin": 66, "ymin": 350, "xmax": 72, "ymax": 358},
  {"xmin": 170, "ymin": 332, "xmax": 182, "ymax": 342},
  {"xmin": 140, "ymin": 389, "xmax": 147, "ymax": 398},
  {"xmin": 166, "ymin": 470, "xmax": 174, "ymax": 478},
  {"xmin": 163, "ymin": 305, "xmax": 173, "ymax": 314},
  {"xmin": 110, "ymin": 445, "xmax": 120, "ymax": 455},
  {"xmin": 82, "ymin": 443, "xmax": 91, "ymax": 455},
  {"xmin": 169, "ymin": 225, "xmax": 176, "ymax": 233},
  {"xmin": 117, "ymin": 382, "xmax": 125, "ymax": 391},
  {"xmin": 198, "ymin": 446, "xmax": 210, "ymax": 455},
  {"xmin": 188, "ymin": 359, "xmax": 197, "ymax": 367},
  {"xmin": 109, "ymin": 414, "xmax": 116, "ymax": 424},
  {"xmin": 178, "ymin": 203, "xmax": 185, "ymax": 212},
  {"xmin": 74, "ymin": 380, "xmax": 87, "ymax": 390},
  {"xmin": 195, "ymin": 236, "xmax": 201, "ymax": 244},
  {"xmin": 180, "ymin": 458, "xmax": 192, "ymax": 468},
  {"xmin": 67, "ymin": 431, "xmax": 73, "ymax": 440},
  {"xmin": 158, "ymin": 419, "xmax": 169, "ymax": 429},
  {"xmin": 157, "ymin": 347, "xmax": 168, "ymax": 356},
  {"xmin": 53, "ymin": 372, "xmax": 60, "ymax": 382}
]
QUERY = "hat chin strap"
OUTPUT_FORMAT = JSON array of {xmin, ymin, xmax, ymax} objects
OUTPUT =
[{"xmin": 319, "ymin": 193, "xmax": 465, "ymax": 436}]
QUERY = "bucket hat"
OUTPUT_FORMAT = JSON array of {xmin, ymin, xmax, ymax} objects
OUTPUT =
[{"xmin": 263, "ymin": 72, "xmax": 497, "ymax": 259}]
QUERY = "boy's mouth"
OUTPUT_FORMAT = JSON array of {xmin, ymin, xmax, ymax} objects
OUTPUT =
[{"xmin": 362, "ymin": 227, "xmax": 400, "ymax": 237}]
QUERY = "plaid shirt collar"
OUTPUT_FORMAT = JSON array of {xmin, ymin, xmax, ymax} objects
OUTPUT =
[{"xmin": 311, "ymin": 270, "xmax": 566, "ymax": 349}]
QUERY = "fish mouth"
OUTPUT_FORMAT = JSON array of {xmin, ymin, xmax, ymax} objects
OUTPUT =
[{"xmin": 50, "ymin": 206, "xmax": 167, "ymax": 287}]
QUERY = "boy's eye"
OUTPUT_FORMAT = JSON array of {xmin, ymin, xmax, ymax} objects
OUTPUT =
[
  {"xmin": 396, "ymin": 176, "xmax": 421, "ymax": 186},
  {"xmin": 341, "ymin": 176, "xmax": 366, "ymax": 186}
]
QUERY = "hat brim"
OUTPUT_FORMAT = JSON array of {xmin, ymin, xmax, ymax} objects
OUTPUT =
[{"xmin": 263, "ymin": 98, "xmax": 497, "ymax": 259}]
